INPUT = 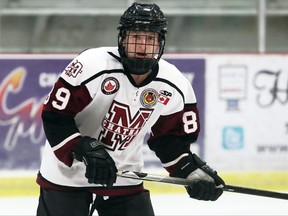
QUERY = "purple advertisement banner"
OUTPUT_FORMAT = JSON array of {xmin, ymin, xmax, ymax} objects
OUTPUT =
[{"xmin": 0, "ymin": 55, "xmax": 205, "ymax": 170}]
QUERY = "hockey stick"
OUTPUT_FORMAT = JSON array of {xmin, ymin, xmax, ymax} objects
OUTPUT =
[{"xmin": 117, "ymin": 170, "xmax": 288, "ymax": 200}]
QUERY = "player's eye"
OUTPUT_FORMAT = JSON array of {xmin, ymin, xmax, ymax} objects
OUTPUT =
[{"xmin": 147, "ymin": 36, "xmax": 155, "ymax": 40}]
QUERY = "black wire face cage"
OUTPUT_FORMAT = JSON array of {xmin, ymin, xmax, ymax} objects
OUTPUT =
[
  {"xmin": 118, "ymin": 29, "xmax": 166, "ymax": 75},
  {"xmin": 123, "ymin": 31, "xmax": 159, "ymax": 59},
  {"xmin": 117, "ymin": 3, "xmax": 167, "ymax": 75}
]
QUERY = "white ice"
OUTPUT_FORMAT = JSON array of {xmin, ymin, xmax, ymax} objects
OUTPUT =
[{"xmin": 0, "ymin": 192, "xmax": 287, "ymax": 215}]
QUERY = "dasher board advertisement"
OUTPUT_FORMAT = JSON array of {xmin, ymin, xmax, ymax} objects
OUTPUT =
[{"xmin": 205, "ymin": 55, "xmax": 288, "ymax": 171}]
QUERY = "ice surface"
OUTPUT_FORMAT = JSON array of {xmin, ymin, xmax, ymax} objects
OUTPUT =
[{"xmin": 0, "ymin": 192, "xmax": 287, "ymax": 215}]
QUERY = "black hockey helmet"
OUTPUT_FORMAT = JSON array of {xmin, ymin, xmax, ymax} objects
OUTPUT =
[{"xmin": 118, "ymin": 2, "xmax": 167, "ymax": 75}]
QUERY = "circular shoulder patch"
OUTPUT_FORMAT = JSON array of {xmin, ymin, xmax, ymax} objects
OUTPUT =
[
  {"xmin": 140, "ymin": 88, "xmax": 158, "ymax": 108},
  {"xmin": 101, "ymin": 77, "xmax": 120, "ymax": 95}
]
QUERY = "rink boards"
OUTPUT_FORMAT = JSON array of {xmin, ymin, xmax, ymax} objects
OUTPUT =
[
  {"xmin": 0, "ymin": 54, "xmax": 287, "ymax": 196},
  {"xmin": 1, "ymin": 171, "xmax": 288, "ymax": 196}
]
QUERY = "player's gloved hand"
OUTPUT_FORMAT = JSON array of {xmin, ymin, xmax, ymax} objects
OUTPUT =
[
  {"xmin": 72, "ymin": 136, "xmax": 117, "ymax": 187},
  {"xmin": 172, "ymin": 153, "xmax": 225, "ymax": 201}
]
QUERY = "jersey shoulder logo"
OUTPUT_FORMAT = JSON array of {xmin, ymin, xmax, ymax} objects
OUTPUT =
[
  {"xmin": 158, "ymin": 90, "xmax": 172, "ymax": 105},
  {"xmin": 64, "ymin": 60, "xmax": 83, "ymax": 78},
  {"xmin": 101, "ymin": 77, "xmax": 120, "ymax": 95}
]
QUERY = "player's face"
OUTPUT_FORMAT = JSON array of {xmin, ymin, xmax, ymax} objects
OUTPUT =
[{"xmin": 123, "ymin": 31, "xmax": 159, "ymax": 59}]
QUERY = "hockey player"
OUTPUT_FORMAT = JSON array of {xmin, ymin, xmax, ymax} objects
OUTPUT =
[{"xmin": 36, "ymin": 2, "xmax": 225, "ymax": 216}]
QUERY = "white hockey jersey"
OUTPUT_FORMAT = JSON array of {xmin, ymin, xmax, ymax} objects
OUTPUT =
[{"xmin": 37, "ymin": 47, "xmax": 200, "ymax": 196}]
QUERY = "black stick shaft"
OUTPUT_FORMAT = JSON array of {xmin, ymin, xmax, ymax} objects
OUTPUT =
[
  {"xmin": 117, "ymin": 171, "xmax": 288, "ymax": 200},
  {"xmin": 223, "ymin": 184, "xmax": 288, "ymax": 200}
]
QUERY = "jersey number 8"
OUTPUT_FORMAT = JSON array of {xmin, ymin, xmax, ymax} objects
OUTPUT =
[{"xmin": 182, "ymin": 111, "xmax": 198, "ymax": 133}]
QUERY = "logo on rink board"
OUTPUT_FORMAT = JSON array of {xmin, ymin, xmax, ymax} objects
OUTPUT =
[{"xmin": 222, "ymin": 126, "xmax": 244, "ymax": 150}]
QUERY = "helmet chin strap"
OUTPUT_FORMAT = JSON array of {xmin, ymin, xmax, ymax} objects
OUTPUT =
[{"xmin": 122, "ymin": 58, "xmax": 156, "ymax": 75}]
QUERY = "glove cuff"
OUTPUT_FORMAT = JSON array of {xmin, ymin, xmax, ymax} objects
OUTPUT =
[
  {"xmin": 72, "ymin": 136, "xmax": 103, "ymax": 161},
  {"xmin": 170, "ymin": 153, "xmax": 199, "ymax": 178}
]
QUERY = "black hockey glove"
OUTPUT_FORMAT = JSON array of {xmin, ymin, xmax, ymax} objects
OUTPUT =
[
  {"xmin": 172, "ymin": 153, "xmax": 225, "ymax": 201},
  {"xmin": 72, "ymin": 136, "xmax": 117, "ymax": 187}
]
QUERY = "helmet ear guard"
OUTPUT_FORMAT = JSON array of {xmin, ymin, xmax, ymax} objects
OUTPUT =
[{"xmin": 118, "ymin": 2, "xmax": 167, "ymax": 75}]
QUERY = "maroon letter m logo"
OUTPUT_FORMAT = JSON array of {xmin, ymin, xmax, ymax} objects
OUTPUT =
[{"xmin": 99, "ymin": 101, "xmax": 153, "ymax": 151}]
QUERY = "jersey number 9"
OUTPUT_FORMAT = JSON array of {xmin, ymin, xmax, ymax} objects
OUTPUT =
[{"xmin": 44, "ymin": 87, "xmax": 71, "ymax": 110}]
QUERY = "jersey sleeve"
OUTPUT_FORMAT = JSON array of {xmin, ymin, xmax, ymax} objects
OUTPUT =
[
  {"xmin": 147, "ymin": 76, "xmax": 200, "ymax": 176},
  {"xmin": 41, "ymin": 50, "xmax": 95, "ymax": 166}
]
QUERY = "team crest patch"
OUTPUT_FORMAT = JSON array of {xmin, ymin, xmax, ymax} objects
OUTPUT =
[
  {"xmin": 101, "ymin": 77, "xmax": 120, "ymax": 95},
  {"xmin": 64, "ymin": 60, "xmax": 83, "ymax": 77},
  {"xmin": 140, "ymin": 88, "xmax": 158, "ymax": 108}
]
